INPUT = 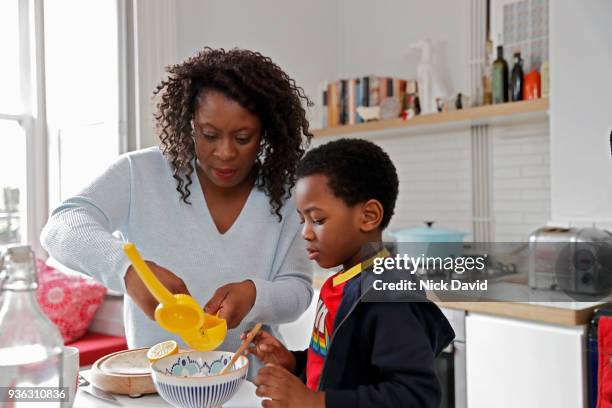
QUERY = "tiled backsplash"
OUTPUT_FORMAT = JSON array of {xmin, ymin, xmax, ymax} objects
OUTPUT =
[
  {"xmin": 316, "ymin": 118, "xmax": 552, "ymax": 242},
  {"xmin": 376, "ymin": 130, "xmax": 474, "ymax": 238},
  {"xmin": 491, "ymin": 121, "xmax": 551, "ymax": 241}
]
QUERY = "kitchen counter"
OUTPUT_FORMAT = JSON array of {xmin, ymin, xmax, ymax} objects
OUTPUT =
[
  {"xmin": 436, "ymin": 300, "xmax": 605, "ymax": 326},
  {"xmin": 433, "ymin": 279, "xmax": 612, "ymax": 326},
  {"xmin": 314, "ymin": 269, "xmax": 611, "ymax": 326}
]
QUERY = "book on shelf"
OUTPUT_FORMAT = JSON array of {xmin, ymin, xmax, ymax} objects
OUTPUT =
[
  {"xmin": 321, "ymin": 87, "xmax": 328, "ymax": 129},
  {"xmin": 322, "ymin": 75, "xmax": 418, "ymax": 129},
  {"xmin": 339, "ymin": 79, "xmax": 348, "ymax": 125},
  {"xmin": 355, "ymin": 78, "xmax": 363, "ymax": 124},
  {"xmin": 369, "ymin": 75, "xmax": 380, "ymax": 107},
  {"xmin": 327, "ymin": 82, "xmax": 339, "ymax": 128},
  {"xmin": 362, "ymin": 76, "xmax": 370, "ymax": 107},
  {"xmin": 379, "ymin": 77, "xmax": 388, "ymax": 104},
  {"xmin": 348, "ymin": 78, "xmax": 355, "ymax": 125}
]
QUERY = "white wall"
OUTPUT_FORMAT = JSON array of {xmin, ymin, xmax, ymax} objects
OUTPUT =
[
  {"xmin": 550, "ymin": 0, "xmax": 612, "ymax": 224},
  {"xmin": 171, "ymin": 0, "xmax": 555, "ymax": 239},
  {"xmin": 132, "ymin": 0, "xmax": 178, "ymax": 149},
  {"xmin": 174, "ymin": 0, "xmax": 470, "ymax": 130},
  {"xmin": 335, "ymin": 0, "xmax": 469, "ymax": 96},
  {"xmin": 175, "ymin": 0, "xmax": 339, "ymax": 128}
]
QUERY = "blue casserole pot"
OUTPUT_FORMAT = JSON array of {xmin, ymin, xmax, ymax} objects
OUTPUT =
[{"xmin": 388, "ymin": 221, "xmax": 468, "ymax": 259}]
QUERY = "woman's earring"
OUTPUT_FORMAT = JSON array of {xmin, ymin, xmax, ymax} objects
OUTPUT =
[{"xmin": 258, "ymin": 137, "xmax": 268, "ymax": 162}]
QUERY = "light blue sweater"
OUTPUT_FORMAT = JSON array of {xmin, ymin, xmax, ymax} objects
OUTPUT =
[{"xmin": 40, "ymin": 147, "xmax": 313, "ymax": 365}]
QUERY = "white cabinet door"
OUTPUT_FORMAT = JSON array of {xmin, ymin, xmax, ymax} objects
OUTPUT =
[{"xmin": 466, "ymin": 313, "xmax": 586, "ymax": 408}]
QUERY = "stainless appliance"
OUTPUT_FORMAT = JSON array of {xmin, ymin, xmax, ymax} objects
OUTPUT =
[
  {"xmin": 528, "ymin": 227, "xmax": 612, "ymax": 294},
  {"xmin": 436, "ymin": 307, "xmax": 466, "ymax": 408}
]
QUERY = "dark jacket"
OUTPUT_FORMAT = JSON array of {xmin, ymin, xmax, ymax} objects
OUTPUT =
[{"xmin": 292, "ymin": 267, "xmax": 455, "ymax": 407}]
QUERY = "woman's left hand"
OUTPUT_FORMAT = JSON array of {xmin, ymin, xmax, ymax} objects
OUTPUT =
[{"xmin": 204, "ymin": 280, "xmax": 256, "ymax": 328}]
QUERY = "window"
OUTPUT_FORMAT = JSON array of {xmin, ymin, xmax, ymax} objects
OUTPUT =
[
  {"xmin": 0, "ymin": 0, "xmax": 29, "ymax": 246},
  {"xmin": 0, "ymin": 121, "xmax": 26, "ymax": 245},
  {"xmin": 44, "ymin": 0, "xmax": 123, "ymax": 204},
  {"xmin": 0, "ymin": 1, "xmax": 21, "ymax": 115},
  {"xmin": 0, "ymin": 0, "xmax": 125, "ymax": 250}
]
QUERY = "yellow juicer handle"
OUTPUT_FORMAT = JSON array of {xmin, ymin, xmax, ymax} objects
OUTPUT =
[{"xmin": 123, "ymin": 243, "xmax": 175, "ymax": 306}]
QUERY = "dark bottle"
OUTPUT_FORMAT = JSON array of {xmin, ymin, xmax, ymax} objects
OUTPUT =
[
  {"xmin": 492, "ymin": 46, "xmax": 509, "ymax": 104},
  {"xmin": 510, "ymin": 51, "xmax": 524, "ymax": 101}
]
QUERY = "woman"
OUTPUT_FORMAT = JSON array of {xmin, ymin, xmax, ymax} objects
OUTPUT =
[{"xmin": 40, "ymin": 48, "xmax": 314, "ymax": 361}]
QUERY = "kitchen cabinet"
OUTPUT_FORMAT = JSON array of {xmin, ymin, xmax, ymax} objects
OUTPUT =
[
  {"xmin": 439, "ymin": 307, "xmax": 467, "ymax": 408},
  {"xmin": 465, "ymin": 312, "xmax": 586, "ymax": 408}
]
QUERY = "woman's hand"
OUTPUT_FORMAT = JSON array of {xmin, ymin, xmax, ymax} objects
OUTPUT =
[
  {"xmin": 204, "ymin": 280, "xmax": 256, "ymax": 329},
  {"xmin": 253, "ymin": 364, "xmax": 325, "ymax": 408},
  {"xmin": 123, "ymin": 261, "xmax": 191, "ymax": 320},
  {"xmin": 243, "ymin": 330, "xmax": 296, "ymax": 373}
]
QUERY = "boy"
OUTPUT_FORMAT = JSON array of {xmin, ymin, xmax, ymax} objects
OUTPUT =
[{"xmin": 247, "ymin": 138, "xmax": 455, "ymax": 407}]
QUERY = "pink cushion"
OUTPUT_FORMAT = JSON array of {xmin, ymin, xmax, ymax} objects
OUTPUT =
[
  {"xmin": 36, "ymin": 260, "xmax": 107, "ymax": 344},
  {"xmin": 67, "ymin": 331, "xmax": 128, "ymax": 366}
]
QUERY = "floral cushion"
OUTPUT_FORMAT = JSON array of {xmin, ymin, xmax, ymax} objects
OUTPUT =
[{"xmin": 36, "ymin": 259, "xmax": 107, "ymax": 343}]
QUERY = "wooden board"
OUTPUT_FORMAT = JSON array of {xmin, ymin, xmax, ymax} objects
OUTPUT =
[{"xmin": 90, "ymin": 348, "xmax": 157, "ymax": 397}]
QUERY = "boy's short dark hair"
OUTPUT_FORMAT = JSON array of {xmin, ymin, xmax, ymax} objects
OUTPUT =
[{"xmin": 296, "ymin": 138, "xmax": 399, "ymax": 229}]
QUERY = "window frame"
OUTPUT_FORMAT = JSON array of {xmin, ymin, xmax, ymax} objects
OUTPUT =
[
  {"xmin": 2, "ymin": 0, "xmax": 128, "ymax": 255},
  {"xmin": 0, "ymin": 0, "xmax": 48, "ymax": 254}
]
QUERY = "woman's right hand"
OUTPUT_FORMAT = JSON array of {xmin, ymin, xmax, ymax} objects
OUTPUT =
[
  {"xmin": 123, "ymin": 261, "xmax": 191, "ymax": 320},
  {"xmin": 243, "ymin": 330, "xmax": 296, "ymax": 373}
]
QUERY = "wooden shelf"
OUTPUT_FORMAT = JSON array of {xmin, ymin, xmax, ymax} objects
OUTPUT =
[{"xmin": 312, "ymin": 98, "xmax": 549, "ymax": 138}]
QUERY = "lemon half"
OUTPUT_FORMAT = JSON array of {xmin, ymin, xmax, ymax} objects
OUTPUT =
[{"xmin": 147, "ymin": 340, "xmax": 178, "ymax": 363}]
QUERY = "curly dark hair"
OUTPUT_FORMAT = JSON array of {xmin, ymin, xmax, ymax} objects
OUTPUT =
[
  {"xmin": 153, "ymin": 47, "xmax": 313, "ymax": 220},
  {"xmin": 296, "ymin": 138, "xmax": 399, "ymax": 229}
]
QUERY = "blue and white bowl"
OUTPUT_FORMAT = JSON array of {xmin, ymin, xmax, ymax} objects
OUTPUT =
[{"xmin": 150, "ymin": 351, "xmax": 248, "ymax": 408}]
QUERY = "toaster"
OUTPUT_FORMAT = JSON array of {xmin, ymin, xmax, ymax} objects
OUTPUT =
[{"xmin": 528, "ymin": 227, "xmax": 612, "ymax": 295}]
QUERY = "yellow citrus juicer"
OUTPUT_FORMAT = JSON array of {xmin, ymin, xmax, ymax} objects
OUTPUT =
[{"xmin": 123, "ymin": 243, "xmax": 227, "ymax": 351}]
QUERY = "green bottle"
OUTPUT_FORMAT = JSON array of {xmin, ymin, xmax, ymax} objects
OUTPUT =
[
  {"xmin": 492, "ymin": 46, "xmax": 509, "ymax": 104},
  {"xmin": 510, "ymin": 52, "xmax": 524, "ymax": 101}
]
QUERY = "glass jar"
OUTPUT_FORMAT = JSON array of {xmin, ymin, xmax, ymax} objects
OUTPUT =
[{"xmin": 0, "ymin": 245, "xmax": 64, "ymax": 404}]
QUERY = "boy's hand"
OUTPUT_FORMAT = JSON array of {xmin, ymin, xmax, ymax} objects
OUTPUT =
[
  {"xmin": 242, "ymin": 330, "xmax": 296, "ymax": 373},
  {"xmin": 253, "ymin": 364, "xmax": 325, "ymax": 408}
]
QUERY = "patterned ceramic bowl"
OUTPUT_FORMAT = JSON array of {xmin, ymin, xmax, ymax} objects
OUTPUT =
[{"xmin": 150, "ymin": 351, "xmax": 248, "ymax": 408}]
